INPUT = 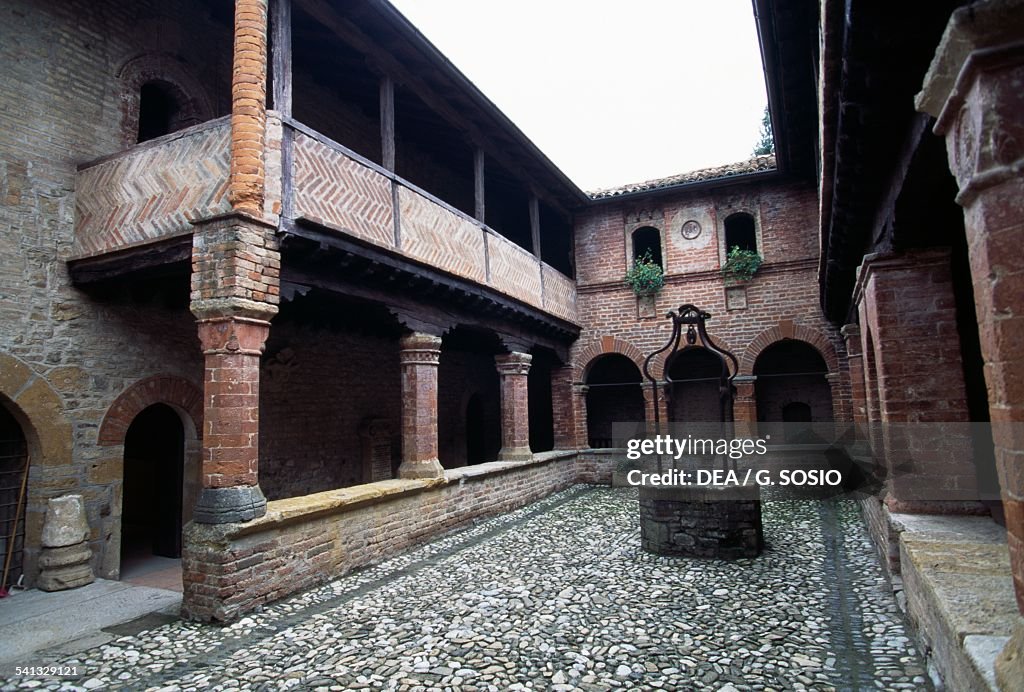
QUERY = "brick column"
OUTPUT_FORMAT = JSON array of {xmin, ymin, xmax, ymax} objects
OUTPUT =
[
  {"xmin": 574, "ymin": 384, "xmax": 590, "ymax": 448},
  {"xmin": 733, "ymin": 377, "xmax": 757, "ymax": 423},
  {"xmin": 642, "ymin": 384, "xmax": 669, "ymax": 435},
  {"xmin": 398, "ymin": 333, "xmax": 444, "ymax": 479},
  {"xmin": 551, "ymin": 365, "xmax": 576, "ymax": 449},
  {"xmin": 842, "ymin": 324, "xmax": 868, "ymax": 425},
  {"xmin": 732, "ymin": 376, "xmax": 757, "ymax": 439},
  {"xmin": 229, "ymin": 0, "xmax": 268, "ymax": 217},
  {"xmin": 854, "ymin": 250, "xmax": 979, "ymax": 512},
  {"xmin": 190, "ymin": 212, "xmax": 279, "ymax": 523},
  {"xmin": 916, "ymin": 4, "xmax": 1024, "ymax": 683},
  {"xmin": 495, "ymin": 352, "xmax": 532, "ymax": 461},
  {"xmin": 194, "ymin": 316, "xmax": 269, "ymax": 521}
]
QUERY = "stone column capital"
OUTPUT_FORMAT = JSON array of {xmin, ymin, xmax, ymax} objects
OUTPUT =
[
  {"xmin": 916, "ymin": 3, "xmax": 1024, "ymax": 205},
  {"xmin": 495, "ymin": 351, "xmax": 532, "ymax": 376},
  {"xmin": 196, "ymin": 316, "xmax": 271, "ymax": 356},
  {"xmin": 840, "ymin": 323, "xmax": 861, "ymax": 338},
  {"xmin": 399, "ymin": 333, "xmax": 443, "ymax": 366}
]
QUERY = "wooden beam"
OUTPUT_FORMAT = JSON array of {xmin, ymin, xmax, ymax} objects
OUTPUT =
[
  {"xmin": 529, "ymin": 194, "xmax": 541, "ymax": 260},
  {"xmin": 474, "ymin": 148, "xmax": 485, "ymax": 223},
  {"xmin": 281, "ymin": 219, "xmax": 579, "ymax": 340},
  {"xmin": 380, "ymin": 75, "xmax": 395, "ymax": 171},
  {"xmin": 67, "ymin": 235, "xmax": 193, "ymax": 284},
  {"xmin": 271, "ymin": 0, "xmax": 293, "ymax": 117}
]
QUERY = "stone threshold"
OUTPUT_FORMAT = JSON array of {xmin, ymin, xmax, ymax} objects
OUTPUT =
[{"xmin": 887, "ymin": 509, "xmax": 1013, "ymax": 690}]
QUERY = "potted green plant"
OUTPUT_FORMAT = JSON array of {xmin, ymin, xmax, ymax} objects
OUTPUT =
[
  {"xmin": 625, "ymin": 250, "xmax": 665, "ymax": 296},
  {"xmin": 721, "ymin": 246, "xmax": 763, "ymax": 283}
]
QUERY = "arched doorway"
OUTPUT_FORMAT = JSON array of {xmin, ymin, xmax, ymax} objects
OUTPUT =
[
  {"xmin": 754, "ymin": 340, "xmax": 833, "ymax": 426},
  {"xmin": 121, "ymin": 404, "xmax": 184, "ymax": 563},
  {"xmin": 0, "ymin": 403, "xmax": 29, "ymax": 589},
  {"xmin": 585, "ymin": 354, "xmax": 644, "ymax": 448},
  {"xmin": 667, "ymin": 348, "xmax": 728, "ymax": 422}
]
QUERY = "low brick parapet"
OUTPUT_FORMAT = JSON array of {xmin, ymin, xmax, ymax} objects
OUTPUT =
[{"xmin": 182, "ymin": 452, "xmax": 587, "ymax": 622}]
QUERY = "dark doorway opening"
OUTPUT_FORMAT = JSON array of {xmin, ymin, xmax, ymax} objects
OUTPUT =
[
  {"xmin": 754, "ymin": 340, "xmax": 833, "ymax": 427},
  {"xmin": 137, "ymin": 81, "xmax": 181, "ymax": 143},
  {"xmin": 0, "ymin": 404, "xmax": 28, "ymax": 589},
  {"xmin": 585, "ymin": 354, "xmax": 644, "ymax": 448},
  {"xmin": 782, "ymin": 401, "xmax": 813, "ymax": 423},
  {"xmin": 466, "ymin": 393, "xmax": 487, "ymax": 465},
  {"xmin": 122, "ymin": 404, "xmax": 184, "ymax": 561}
]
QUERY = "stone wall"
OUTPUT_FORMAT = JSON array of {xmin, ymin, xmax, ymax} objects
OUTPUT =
[
  {"xmin": 182, "ymin": 452, "xmax": 582, "ymax": 622},
  {"xmin": 0, "ymin": 0, "xmax": 233, "ymax": 584}
]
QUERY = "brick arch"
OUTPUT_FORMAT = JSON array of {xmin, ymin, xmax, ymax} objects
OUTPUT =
[
  {"xmin": 739, "ymin": 322, "xmax": 840, "ymax": 377},
  {"xmin": 98, "ymin": 375, "xmax": 203, "ymax": 446},
  {"xmin": 116, "ymin": 53, "xmax": 216, "ymax": 147},
  {"xmin": 575, "ymin": 336, "xmax": 646, "ymax": 382}
]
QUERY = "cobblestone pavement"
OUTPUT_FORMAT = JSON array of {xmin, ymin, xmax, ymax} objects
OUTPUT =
[{"xmin": 2, "ymin": 486, "xmax": 930, "ymax": 691}]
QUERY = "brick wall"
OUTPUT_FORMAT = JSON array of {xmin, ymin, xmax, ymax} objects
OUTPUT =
[
  {"xmin": 438, "ymin": 349, "xmax": 502, "ymax": 468},
  {"xmin": 74, "ymin": 119, "xmax": 231, "ymax": 257},
  {"xmin": 399, "ymin": 186, "xmax": 487, "ymax": 283},
  {"xmin": 488, "ymin": 232, "xmax": 544, "ymax": 308},
  {"xmin": 260, "ymin": 325, "xmax": 402, "ymax": 500},
  {"xmin": 572, "ymin": 180, "xmax": 850, "ymax": 432}
]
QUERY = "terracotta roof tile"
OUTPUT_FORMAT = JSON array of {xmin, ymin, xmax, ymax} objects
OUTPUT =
[{"xmin": 588, "ymin": 154, "xmax": 777, "ymax": 199}]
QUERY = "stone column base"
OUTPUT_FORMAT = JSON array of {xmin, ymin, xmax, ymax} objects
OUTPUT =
[
  {"xmin": 37, "ymin": 542, "xmax": 94, "ymax": 592},
  {"xmin": 193, "ymin": 485, "xmax": 267, "ymax": 524},
  {"xmin": 398, "ymin": 457, "xmax": 444, "ymax": 479},
  {"xmin": 497, "ymin": 447, "xmax": 533, "ymax": 463}
]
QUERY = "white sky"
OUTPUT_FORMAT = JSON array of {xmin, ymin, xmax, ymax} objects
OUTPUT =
[{"xmin": 387, "ymin": 0, "xmax": 769, "ymax": 192}]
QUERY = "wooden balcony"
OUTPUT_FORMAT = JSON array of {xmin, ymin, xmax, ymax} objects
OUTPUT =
[{"xmin": 71, "ymin": 115, "xmax": 577, "ymax": 326}]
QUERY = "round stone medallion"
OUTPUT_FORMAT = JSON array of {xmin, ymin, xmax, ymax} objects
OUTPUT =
[{"xmin": 681, "ymin": 220, "xmax": 701, "ymax": 239}]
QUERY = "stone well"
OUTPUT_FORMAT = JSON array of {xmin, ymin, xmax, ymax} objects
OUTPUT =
[{"xmin": 639, "ymin": 481, "xmax": 763, "ymax": 559}]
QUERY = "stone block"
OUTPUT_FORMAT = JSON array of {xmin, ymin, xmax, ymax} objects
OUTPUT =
[{"xmin": 41, "ymin": 494, "xmax": 90, "ymax": 548}]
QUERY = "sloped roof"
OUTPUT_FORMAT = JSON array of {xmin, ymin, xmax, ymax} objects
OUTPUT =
[{"xmin": 587, "ymin": 154, "xmax": 777, "ymax": 200}]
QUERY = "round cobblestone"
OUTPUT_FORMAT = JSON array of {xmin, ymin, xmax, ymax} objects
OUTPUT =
[{"xmin": 0, "ymin": 486, "xmax": 930, "ymax": 691}]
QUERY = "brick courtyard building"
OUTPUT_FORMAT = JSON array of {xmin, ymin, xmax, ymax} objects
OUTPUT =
[{"xmin": 0, "ymin": 0, "xmax": 1022, "ymax": 688}]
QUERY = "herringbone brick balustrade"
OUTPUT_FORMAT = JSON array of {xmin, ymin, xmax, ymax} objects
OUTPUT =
[
  {"xmin": 489, "ymin": 233, "xmax": 543, "ymax": 307},
  {"xmin": 398, "ymin": 186, "xmax": 486, "ymax": 283},
  {"xmin": 542, "ymin": 264, "xmax": 577, "ymax": 322},
  {"xmin": 73, "ymin": 119, "xmax": 231, "ymax": 257},
  {"xmin": 293, "ymin": 131, "xmax": 395, "ymax": 249}
]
